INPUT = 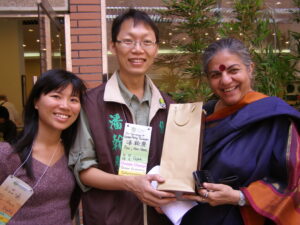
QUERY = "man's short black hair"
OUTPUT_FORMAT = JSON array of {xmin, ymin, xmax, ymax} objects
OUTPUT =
[{"xmin": 111, "ymin": 8, "xmax": 159, "ymax": 43}]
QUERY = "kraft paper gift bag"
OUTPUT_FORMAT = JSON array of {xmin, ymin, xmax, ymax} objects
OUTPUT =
[{"xmin": 157, "ymin": 102, "xmax": 205, "ymax": 195}]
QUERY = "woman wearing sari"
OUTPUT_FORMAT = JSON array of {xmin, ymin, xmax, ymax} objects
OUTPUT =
[{"xmin": 181, "ymin": 38, "xmax": 300, "ymax": 225}]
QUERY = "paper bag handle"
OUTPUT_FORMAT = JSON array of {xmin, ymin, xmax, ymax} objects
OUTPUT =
[{"xmin": 173, "ymin": 104, "xmax": 196, "ymax": 126}]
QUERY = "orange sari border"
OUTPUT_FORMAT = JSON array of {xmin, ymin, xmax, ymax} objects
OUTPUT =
[
  {"xmin": 206, "ymin": 92, "xmax": 268, "ymax": 122},
  {"xmin": 239, "ymin": 205, "xmax": 265, "ymax": 225},
  {"xmin": 242, "ymin": 180, "xmax": 300, "ymax": 225},
  {"xmin": 288, "ymin": 123, "xmax": 300, "ymax": 188},
  {"xmin": 240, "ymin": 122, "xmax": 300, "ymax": 225}
]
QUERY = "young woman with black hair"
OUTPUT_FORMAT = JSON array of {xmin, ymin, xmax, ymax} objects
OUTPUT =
[{"xmin": 0, "ymin": 69, "xmax": 86, "ymax": 225}]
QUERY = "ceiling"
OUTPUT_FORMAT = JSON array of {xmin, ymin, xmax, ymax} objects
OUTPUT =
[
  {"xmin": 10, "ymin": 0, "xmax": 300, "ymax": 55},
  {"xmin": 106, "ymin": 0, "xmax": 296, "ymax": 8},
  {"xmin": 21, "ymin": 18, "xmax": 64, "ymax": 56},
  {"xmin": 106, "ymin": 0, "xmax": 298, "ymax": 19},
  {"xmin": 105, "ymin": 0, "xmax": 299, "ymax": 49}
]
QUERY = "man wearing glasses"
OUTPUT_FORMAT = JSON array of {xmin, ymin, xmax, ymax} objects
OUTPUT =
[{"xmin": 69, "ymin": 9, "xmax": 175, "ymax": 225}]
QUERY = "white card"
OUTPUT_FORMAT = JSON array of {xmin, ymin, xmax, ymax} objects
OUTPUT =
[
  {"xmin": 119, "ymin": 123, "xmax": 152, "ymax": 176},
  {"xmin": 0, "ymin": 175, "xmax": 33, "ymax": 224}
]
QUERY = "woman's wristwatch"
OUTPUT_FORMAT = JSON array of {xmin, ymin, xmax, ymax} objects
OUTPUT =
[{"xmin": 238, "ymin": 191, "xmax": 246, "ymax": 206}]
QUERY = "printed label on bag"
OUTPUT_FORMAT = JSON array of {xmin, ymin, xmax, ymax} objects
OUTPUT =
[
  {"xmin": 0, "ymin": 175, "xmax": 33, "ymax": 225},
  {"xmin": 119, "ymin": 123, "xmax": 152, "ymax": 176}
]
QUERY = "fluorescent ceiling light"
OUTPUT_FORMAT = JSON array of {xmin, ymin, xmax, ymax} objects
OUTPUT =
[{"xmin": 24, "ymin": 52, "xmax": 62, "ymax": 58}]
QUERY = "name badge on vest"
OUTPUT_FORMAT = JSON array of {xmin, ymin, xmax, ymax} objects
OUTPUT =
[
  {"xmin": 0, "ymin": 175, "xmax": 33, "ymax": 224},
  {"xmin": 119, "ymin": 123, "xmax": 152, "ymax": 176}
]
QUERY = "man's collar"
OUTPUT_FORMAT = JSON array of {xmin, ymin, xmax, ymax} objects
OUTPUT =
[
  {"xmin": 117, "ymin": 73, "xmax": 152, "ymax": 104},
  {"xmin": 116, "ymin": 74, "xmax": 134, "ymax": 105},
  {"xmin": 104, "ymin": 71, "xmax": 166, "ymax": 110}
]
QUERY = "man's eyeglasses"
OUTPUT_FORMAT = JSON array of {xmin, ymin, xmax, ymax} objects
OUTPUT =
[{"xmin": 116, "ymin": 39, "xmax": 157, "ymax": 49}]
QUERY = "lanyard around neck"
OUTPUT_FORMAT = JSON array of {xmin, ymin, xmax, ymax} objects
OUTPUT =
[{"xmin": 13, "ymin": 140, "xmax": 61, "ymax": 189}]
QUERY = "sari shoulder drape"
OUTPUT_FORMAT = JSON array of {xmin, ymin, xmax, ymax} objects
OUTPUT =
[
  {"xmin": 241, "ymin": 121, "xmax": 300, "ymax": 225},
  {"xmin": 206, "ymin": 92, "xmax": 267, "ymax": 122}
]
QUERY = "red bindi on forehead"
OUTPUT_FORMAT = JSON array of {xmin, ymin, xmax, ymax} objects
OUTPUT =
[{"xmin": 219, "ymin": 64, "xmax": 226, "ymax": 72}]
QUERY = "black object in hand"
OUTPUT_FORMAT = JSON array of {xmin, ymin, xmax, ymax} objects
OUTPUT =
[{"xmin": 193, "ymin": 170, "xmax": 214, "ymax": 189}]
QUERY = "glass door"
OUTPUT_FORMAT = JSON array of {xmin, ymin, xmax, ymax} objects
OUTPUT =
[{"xmin": 37, "ymin": 0, "xmax": 65, "ymax": 73}]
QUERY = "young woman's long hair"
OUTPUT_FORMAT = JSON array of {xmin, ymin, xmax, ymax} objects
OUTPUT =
[{"xmin": 13, "ymin": 69, "xmax": 86, "ymax": 177}]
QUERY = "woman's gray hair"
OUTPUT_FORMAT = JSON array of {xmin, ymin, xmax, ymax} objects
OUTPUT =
[{"xmin": 203, "ymin": 38, "xmax": 253, "ymax": 74}]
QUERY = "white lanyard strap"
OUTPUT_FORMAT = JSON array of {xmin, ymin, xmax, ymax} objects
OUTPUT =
[{"xmin": 13, "ymin": 140, "xmax": 61, "ymax": 189}]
